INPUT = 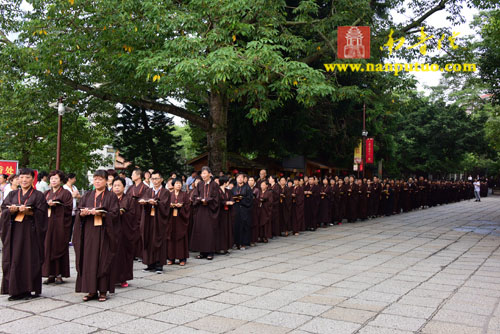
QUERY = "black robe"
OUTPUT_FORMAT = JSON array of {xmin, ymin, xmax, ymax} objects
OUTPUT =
[
  {"xmin": 232, "ymin": 183, "xmax": 253, "ymax": 247},
  {"xmin": 1, "ymin": 188, "xmax": 48, "ymax": 296},
  {"xmin": 304, "ymin": 184, "xmax": 320, "ymax": 229}
]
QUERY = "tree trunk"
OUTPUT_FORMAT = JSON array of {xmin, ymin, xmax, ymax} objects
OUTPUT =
[{"xmin": 207, "ymin": 91, "xmax": 228, "ymax": 173}]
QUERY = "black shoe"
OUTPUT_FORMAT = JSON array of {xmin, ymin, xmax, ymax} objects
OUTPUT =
[
  {"xmin": 142, "ymin": 265, "xmax": 155, "ymax": 272},
  {"xmin": 155, "ymin": 266, "xmax": 163, "ymax": 274},
  {"xmin": 24, "ymin": 293, "xmax": 40, "ymax": 300},
  {"xmin": 8, "ymin": 292, "xmax": 30, "ymax": 301}
]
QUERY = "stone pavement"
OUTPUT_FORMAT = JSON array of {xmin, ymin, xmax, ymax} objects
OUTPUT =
[{"xmin": 1, "ymin": 197, "xmax": 500, "ymax": 334}]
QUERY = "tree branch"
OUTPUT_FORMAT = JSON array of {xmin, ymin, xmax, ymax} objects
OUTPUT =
[
  {"xmin": 61, "ymin": 77, "xmax": 210, "ymax": 130},
  {"xmin": 401, "ymin": 0, "xmax": 448, "ymax": 33}
]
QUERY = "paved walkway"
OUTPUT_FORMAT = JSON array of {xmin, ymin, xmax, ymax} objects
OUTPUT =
[{"xmin": 1, "ymin": 197, "xmax": 500, "ymax": 334}]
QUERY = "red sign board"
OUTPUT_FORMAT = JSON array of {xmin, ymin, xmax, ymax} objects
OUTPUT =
[
  {"xmin": 365, "ymin": 138, "xmax": 374, "ymax": 164},
  {"xmin": 337, "ymin": 26, "xmax": 370, "ymax": 59},
  {"xmin": 0, "ymin": 160, "xmax": 18, "ymax": 176}
]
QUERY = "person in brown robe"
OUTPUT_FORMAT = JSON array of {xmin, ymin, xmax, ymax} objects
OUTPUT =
[
  {"xmin": 42, "ymin": 170, "xmax": 73, "ymax": 285},
  {"xmin": 167, "ymin": 178, "xmax": 190, "ymax": 265},
  {"xmin": 357, "ymin": 179, "xmax": 368, "ymax": 220},
  {"xmin": 371, "ymin": 177, "xmax": 381, "ymax": 217},
  {"xmin": 139, "ymin": 171, "xmax": 171, "ymax": 273},
  {"xmin": 278, "ymin": 177, "xmax": 292, "ymax": 236},
  {"xmin": 188, "ymin": 177, "xmax": 201, "ymax": 245},
  {"xmin": 248, "ymin": 176, "xmax": 260, "ymax": 245},
  {"xmin": 190, "ymin": 166, "xmax": 220, "ymax": 260},
  {"xmin": 257, "ymin": 181, "xmax": 273, "ymax": 243},
  {"xmin": 128, "ymin": 169, "xmax": 147, "ymax": 261},
  {"xmin": 1, "ymin": 168, "xmax": 48, "ymax": 300},
  {"xmin": 269, "ymin": 176, "xmax": 280, "ymax": 238},
  {"xmin": 304, "ymin": 177, "xmax": 319, "ymax": 231},
  {"xmin": 110, "ymin": 177, "xmax": 136, "ymax": 287},
  {"xmin": 291, "ymin": 178, "xmax": 305, "ymax": 235},
  {"xmin": 329, "ymin": 178, "xmax": 336, "ymax": 226},
  {"xmin": 346, "ymin": 177, "xmax": 359, "ymax": 222},
  {"xmin": 318, "ymin": 178, "xmax": 331, "ymax": 227},
  {"xmin": 216, "ymin": 176, "xmax": 233, "ymax": 255},
  {"xmin": 232, "ymin": 174, "xmax": 253, "ymax": 249},
  {"xmin": 74, "ymin": 169, "xmax": 119, "ymax": 302}
]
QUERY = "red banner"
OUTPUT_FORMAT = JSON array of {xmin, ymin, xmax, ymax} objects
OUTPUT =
[
  {"xmin": 0, "ymin": 160, "xmax": 18, "ymax": 176},
  {"xmin": 365, "ymin": 138, "xmax": 374, "ymax": 164}
]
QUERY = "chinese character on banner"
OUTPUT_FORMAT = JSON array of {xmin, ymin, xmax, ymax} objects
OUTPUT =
[
  {"xmin": 337, "ymin": 26, "xmax": 370, "ymax": 59},
  {"xmin": 0, "ymin": 160, "xmax": 18, "ymax": 176},
  {"xmin": 365, "ymin": 138, "xmax": 374, "ymax": 164},
  {"xmin": 354, "ymin": 140, "xmax": 362, "ymax": 164}
]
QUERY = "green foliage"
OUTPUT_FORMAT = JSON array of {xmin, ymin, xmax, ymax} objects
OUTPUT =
[{"xmin": 112, "ymin": 105, "xmax": 183, "ymax": 175}]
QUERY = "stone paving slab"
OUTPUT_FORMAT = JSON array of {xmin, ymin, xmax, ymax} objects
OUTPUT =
[{"xmin": 1, "ymin": 196, "xmax": 500, "ymax": 333}]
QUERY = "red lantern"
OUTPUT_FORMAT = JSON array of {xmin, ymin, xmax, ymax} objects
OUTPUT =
[
  {"xmin": 316, "ymin": 169, "xmax": 321, "ymax": 173},
  {"xmin": 233, "ymin": 169, "xmax": 238, "ymax": 175},
  {"xmin": 279, "ymin": 173, "xmax": 284, "ymax": 177},
  {"xmin": 299, "ymin": 173, "xmax": 303, "ymax": 177}
]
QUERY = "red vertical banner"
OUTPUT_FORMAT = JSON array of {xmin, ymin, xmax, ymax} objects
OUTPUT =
[{"xmin": 365, "ymin": 138, "xmax": 374, "ymax": 164}]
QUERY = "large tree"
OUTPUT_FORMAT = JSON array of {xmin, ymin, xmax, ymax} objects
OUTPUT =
[{"xmin": 1, "ymin": 0, "xmax": 488, "ymax": 171}]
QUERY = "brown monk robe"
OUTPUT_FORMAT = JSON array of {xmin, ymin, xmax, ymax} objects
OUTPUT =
[
  {"xmin": 248, "ymin": 177, "xmax": 260, "ymax": 245},
  {"xmin": 304, "ymin": 179, "xmax": 320, "ymax": 231},
  {"xmin": 167, "ymin": 180, "xmax": 190, "ymax": 265},
  {"xmin": 332, "ymin": 181, "xmax": 343, "ymax": 224},
  {"xmin": 74, "ymin": 170, "xmax": 119, "ymax": 302},
  {"xmin": 269, "ymin": 177, "xmax": 280, "ymax": 238},
  {"xmin": 188, "ymin": 178, "xmax": 201, "ymax": 246},
  {"xmin": 278, "ymin": 178, "xmax": 292, "ymax": 235},
  {"xmin": 257, "ymin": 182, "xmax": 273, "ymax": 242},
  {"xmin": 318, "ymin": 180, "xmax": 331, "ymax": 227},
  {"xmin": 346, "ymin": 178, "xmax": 359, "ymax": 222},
  {"xmin": 139, "ymin": 173, "xmax": 171, "ymax": 273},
  {"xmin": 216, "ymin": 177, "xmax": 233, "ymax": 254},
  {"xmin": 291, "ymin": 179, "xmax": 305, "ymax": 235},
  {"xmin": 1, "ymin": 169, "xmax": 48, "ymax": 300},
  {"xmin": 110, "ymin": 178, "xmax": 136, "ymax": 287},
  {"xmin": 128, "ymin": 169, "xmax": 148, "ymax": 259},
  {"xmin": 42, "ymin": 171, "xmax": 73, "ymax": 284},
  {"xmin": 329, "ymin": 179, "xmax": 336, "ymax": 225},
  {"xmin": 190, "ymin": 167, "xmax": 220, "ymax": 259},
  {"xmin": 357, "ymin": 180, "xmax": 368, "ymax": 220}
]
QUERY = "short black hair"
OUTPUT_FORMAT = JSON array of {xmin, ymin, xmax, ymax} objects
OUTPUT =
[
  {"xmin": 67, "ymin": 173, "xmax": 76, "ymax": 179},
  {"xmin": 201, "ymin": 166, "xmax": 212, "ymax": 174},
  {"xmin": 48, "ymin": 170, "xmax": 67, "ymax": 183},
  {"xmin": 93, "ymin": 169, "xmax": 108, "ymax": 180},
  {"xmin": 113, "ymin": 177, "xmax": 126, "ymax": 187},
  {"xmin": 152, "ymin": 170, "xmax": 162, "ymax": 178},
  {"xmin": 133, "ymin": 168, "xmax": 144, "ymax": 178},
  {"xmin": 219, "ymin": 176, "xmax": 229, "ymax": 184},
  {"xmin": 173, "ymin": 177, "xmax": 183, "ymax": 185},
  {"xmin": 38, "ymin": 171, "xmax": 48, "ymax": 180},
  {"xmin": 19, "ymin": 168, "xmax": 35, "ymax": 177}
]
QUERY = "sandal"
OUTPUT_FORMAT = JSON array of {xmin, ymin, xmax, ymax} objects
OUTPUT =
[
  {"xmin": 55, "ymin": 277, "xmax": 63, "ymax": 284},
  {"xmin": 98, "ymin": 294, "xmax": 107, "ymax": 302},
  {"xmin": 167, "ymin": 260, "xmax": 174, "ymax": 265},
  {"xmin": 206, "ymin": 256, "xmax": 213, "ymax": 260},
  {"xmin": 196, "ymin": 254, "xmax": 206, "ymax": 259},
  {"xmin": 179, "ymin": 261, "xmax": 186, "ymax": 266},
  {"xmin": 43, "ymin": 277, "xmax": 55, "ymax": 285},
  {"xmin": 83, "ymin": 293, "xmax": 97, "ymax": 302}
]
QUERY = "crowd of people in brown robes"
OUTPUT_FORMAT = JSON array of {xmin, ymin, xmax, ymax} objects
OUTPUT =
[{"xmin": 0, "ymin": 166, "xmax": 479, "ymax": 302}]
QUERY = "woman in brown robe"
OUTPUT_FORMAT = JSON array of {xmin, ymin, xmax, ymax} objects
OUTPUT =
[
  {"xmin": 167, "ymin": 178, "xmax": 190, "ymax": 266},
  {"xmin": 42, "ymin": 170, "xmax": 73, "ymax": 285},
  {"xmin": 139, "ymin": 171, "xmax": 171, "ymax": 273},
  {"xmin": 318, "ymin": 178, "xmax": 331, "ymax": 227},
  {"xmin": 268, "ymin": 176, "xmax": 280, "ymax": 238},
  {"xmin": 346, "ymin": 177, "xmax": 358, "ymax": 222},
  {"xmin": 190, "ymin": 166, "xmax": 220, "ymax": 260},
  {"xmin": 291, "ymin": 178, "xmax": 304, "ymax": 235},
  {"xmin": 304, "ymin": 177, "xmax": 320, "ymax": 231},
  {"xmin": 248, "ymin": 176, "xmax": 260, "ymax": 246},
  {"xmin": 357, "ymin": 179, "xmax": 368, "ymax": 220},
  {"xmin": 278, "ymin": 177, "xmax": 292, "ymax": 236},
  {"xmin": 128, "ymin": 169, "xmax": 147, "ymax": 260},
  {"xmin": 74, "ymin": 170, "xmax": 119, "ymax": 302},
  {"xmin": 216, "ymin": 176, "xmax": 234, "ymax": 254},
  {"xmin": 257, "ymin": 181, "xmax": 273, "ymax": 243},
  {"xmin": 1, "ymin": 168, "xmax": 48, "ymax": 300},
  {"xmin": 111, "ymin": 177, "xmax": 136, "ymax": 288}
]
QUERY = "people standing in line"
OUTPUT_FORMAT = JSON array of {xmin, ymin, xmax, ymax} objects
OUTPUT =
[{"xmin": 63, "ymin": 173, "xmax": 80, "ymax": 245}]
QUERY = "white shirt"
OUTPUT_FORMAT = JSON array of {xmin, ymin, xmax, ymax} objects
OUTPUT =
[
  {"xmin": 473, "ymin": 181, "xmax": 480, "ymax": 192},
  {"xmin": 63, "ymin": 184, "xmax": 79, "ymax": 216},
  {"xmin": 124, "ymin": 177, "xmax": 133, "ymax": 193},
  {"xmin": 37, "ymin": 180, "xmax": 50, "ymax": 193},
  {"xmin": 153, "ymin": 185, "xmax": 162, "ymax": 196},
  {"xmin": 3, "ymin": 183, "xmax": 14, "ymax": 201}
]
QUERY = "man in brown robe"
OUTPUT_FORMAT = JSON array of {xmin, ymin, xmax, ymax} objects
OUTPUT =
[
  {"xmin": 216, "ymin": 176, "xmax": 234, "ymax": 254},
  {"xmin": 167, "ymin": 179, "xmax": 190, "ymax": 265},
  {"xmin": 357, "ymin": 179, "xmax": 368, "ymax": 220},
  {"xmin": 291, "ymin": 178, "xmax": 304, "ymax": 235},
  {"xmin": 304, "ymin": 177, "xmax": 320, "ymax": 230},
  {"xmin": 318, "ymin": 178, "xmax": 331, "ymax": 227},
  {"xmin": 42, "ymin": 170, "xmax": 73, "ymax": 284},
  {"xmin": 190, "ymin": 166, "xmax": 220, "ymax": 260},
  {"xmin": 269, "ymin": 176, "xmax": 280, "ymax": 238},
  {"xmin": 232, "ymin": 174, "xmax": 253, "ymax": 249},
  {"xmin": 1, "ymin": 168, "xmax": 48, "ymax": 300},
  {"xmin": 128, "ymin": 169, "xmax": 147, "ymax": 260},
  {"xmin": 111, "ymin": 177, "xmax": 137, "ymax": 287},
  {"xmin": 74, "ymin": 170, "xmax": 119, "ymax": 302},
  {"xmin": 139, "ymin": 171, "xmax": 171, "ymax": 273}
]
